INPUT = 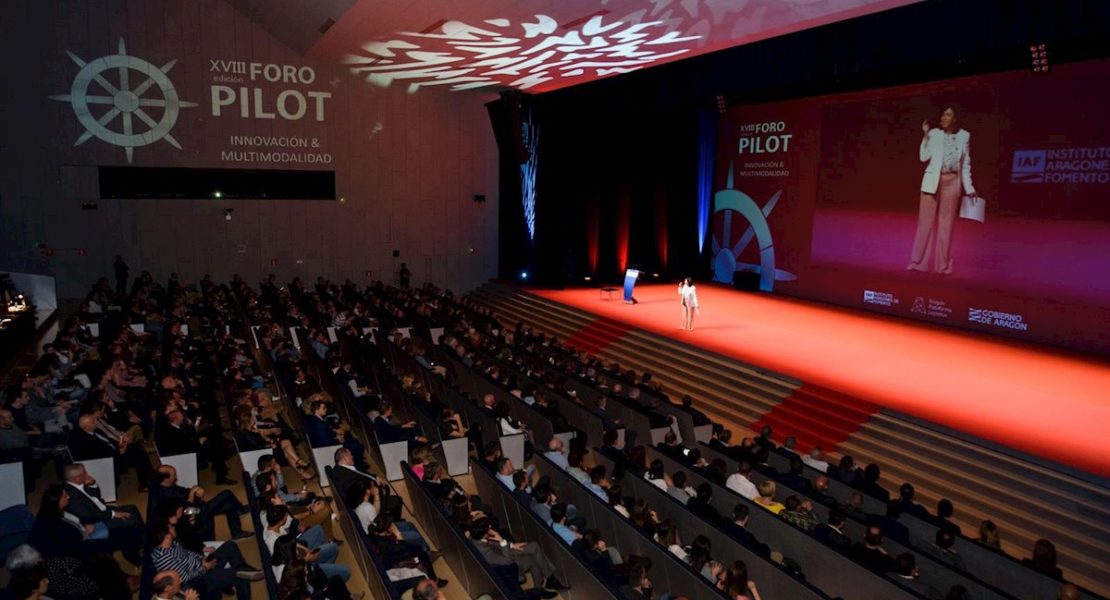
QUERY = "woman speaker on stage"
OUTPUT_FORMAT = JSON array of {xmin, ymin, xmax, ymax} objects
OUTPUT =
[{"xmin": 678, "ymin": 278, "xmax": 700, "ymax": 331}]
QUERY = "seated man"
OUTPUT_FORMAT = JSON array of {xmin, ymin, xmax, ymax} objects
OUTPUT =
[
  {"xmin": 304, "ymin": 400, "xmax": 367, "ymax": 470},
  {"xmin": 69, "ymin": 413, "xmax": 155, "ymax": 491},
  {"xmin": 814, "ymin": 507, "xmax": 853, "ymax": 552},
  {"xmin": 469, "ymin": 518, "xmax": 564, "ymax": 599},
  {"xmin": 62, "ymin": 462, "xmax": 145, "ymax": 564},
  {"xmin": 157, "ymin": 409, "xmax": 234, "ymax": 485},
  {"xmin": 329, "ymin": 447, "xmax": 401, "ymax": 512},
  {"xmin": 724, "ymin": 504, "xmax": 771, "ymax": 558},
  {"xmin": 151, "ymin": 465, "xmax": 251, "ymax": 540},
  {"xmin": 373, "ymin": 401, "xmax": 427, "ymax": 444},
  {"xmin": 263, "ymin": 505, "xmax": 349, "ymax": 582},
  {"xmin": 149, "ymin": 522, "xmax": 263, "ymax": 599},
  {"xmin": 151, "ymin": 570, "xmax": 200, "ymax": 600}
]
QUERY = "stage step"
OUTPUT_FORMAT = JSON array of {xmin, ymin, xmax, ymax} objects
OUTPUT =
[
  {"xmin": 468, "ymin": 282, "xmax": 1110, "ymax": 598},
  {"xmin": 751, "ymin": 385, "xmax": 881, "ymax": 454}
]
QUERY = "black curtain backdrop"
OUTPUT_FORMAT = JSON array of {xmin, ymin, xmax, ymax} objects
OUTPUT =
[{"xmin": 491, "ymin": 0, "xmax": 1110, "ymax": 287}]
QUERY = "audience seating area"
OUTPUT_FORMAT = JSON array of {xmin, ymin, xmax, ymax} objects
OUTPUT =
[{"xmin": 0, "ymin": 272, "xmax": 1105, "ymax": 600}]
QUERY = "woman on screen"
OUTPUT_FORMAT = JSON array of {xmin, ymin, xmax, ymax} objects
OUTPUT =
[
  {"xmin": 908, "ymin": 105, "xmax": 977, "ymax": 274},
  {"xmin": 678, "ymin": 277, "xmax": 700, "ymax": 331}
]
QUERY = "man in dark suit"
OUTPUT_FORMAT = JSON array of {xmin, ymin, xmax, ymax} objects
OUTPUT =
[
  {"xmin": 867, "ymin": 502, "xmax": 911, "ymax": 545},
  {"xmin": 373, "ymin": 401, "xmax": 426, "ymax": 444},
  {"xmin": 306, "ymin": 401, "xmax": 367, "ymax": 470},
  {"xmin": 656, "ymin": 430, "xmax": 684, "ymax": 460},
  {"xmin": 157, "ymin": 409, "xmax": 234, "ymax": 484},
  {"xmin": 329, "ymin": 447, "xmax": 402, "ymax": 514},
  {"xmin": 851, "ymin": 526, "xmax": 896, "ymax": 573},
  {"xmin": 888, "ymin": 553, "xmax": 943, "ymax": 600},
  {"xmin": 470, "ymin": 519, "xmax": 562, "ymax": 599},
  {"xmin": 811, "ymin": 475, "xmax": 838, "ymax": 507},
  {"xmin": 814, "ymin": 507, "xmax": 853, "ymax": 552},
  {"xmin": 724, "ymin": 503, "xmax": 771, "ymax": 558},
  {"xmin": 150, "ymin": 465, "xmax": 250, "ymax": 539},
  {"xmin": 70, "ymin": 413, "xmax": 155, "ymax": 491},
  {"xmin": 854, "ymin": 463, "xmax": 890, "ymax": 503},
  {"xmin": 778, "ymin": 457, "xmax": 814, "ymax": 496},
  {"xmin": 62, "ymin": 462, "xmax": 145, "ymax": 564}
]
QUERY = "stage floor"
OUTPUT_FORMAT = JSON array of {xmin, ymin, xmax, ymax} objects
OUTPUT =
[{"xmin": 534, "ymin": 284, "xmax": 1110, "ymax": 478}]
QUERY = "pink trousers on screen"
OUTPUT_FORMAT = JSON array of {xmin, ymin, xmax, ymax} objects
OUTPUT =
[{"xmin": 908, "ymin": 172, "xmax": 960, "ymax": 273}]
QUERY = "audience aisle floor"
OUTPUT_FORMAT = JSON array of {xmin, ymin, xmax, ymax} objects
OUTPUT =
[{"xmin": 535, "ymin": 284, "xmax": 1110, "ymax": 478}]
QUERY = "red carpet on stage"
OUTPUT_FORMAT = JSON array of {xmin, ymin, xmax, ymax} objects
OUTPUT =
[{"xmin": 534, "ymin": 284, "xmax": 1110, "ymax": 478}]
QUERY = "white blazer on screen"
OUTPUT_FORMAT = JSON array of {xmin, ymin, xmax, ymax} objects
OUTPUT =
[{"xmin": 919, "ymin": 128, "xmax": 975, "ymax": 195}]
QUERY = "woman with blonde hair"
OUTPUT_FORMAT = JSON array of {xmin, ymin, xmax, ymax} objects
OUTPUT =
[{"xmin": 755, "ymin": 480, "xmax": 785, "ymax": 514}]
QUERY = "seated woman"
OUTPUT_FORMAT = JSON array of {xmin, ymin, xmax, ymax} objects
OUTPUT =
[
  {"xmin": 272, "ymin": 536, "xmax": 361, "ymax": 600},
  {"xmin": 754, "ymin": 480, "xmax": 786, "ymax": 514},
  {"xmin": 367, "ymin": 512, "xmax": 448, "ymax": 588},
  {"xmin": 718, "ymin": 560, "xmax": 762, "ymax": 600}
]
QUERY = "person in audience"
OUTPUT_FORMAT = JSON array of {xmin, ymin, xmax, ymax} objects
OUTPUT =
[
  {"xmin": 158, "ymin": 408, "xmax": 235, "ymax": 485},
  {"xmin": 803, "ymin": 446, "xmax": 830, "ymax": 472},
  {"xmin": 779, "ymin": 457, "xmax": 814, "ymax": 496},
  {"xmin": 573, "ymin": 529, "xmax": 627, "ymax": 587},
  {"xmin": 656, "ymin": 520, "xmax": 686, "ymax": 560},
  {"xmin": 374, "ymin": 400, "xmax": 428, "ymax": 443},
  {"xmin": 895, "ymin": 482, "xmax": 929, "ymax": 518},
  {"xmin": 61, "ymin": 462, "xmax": 146, "ymax": 565},
  {"xmin": 69, "ymin": 412, "xmax": 155, "ymax": 491},
  {"xmin": 666, "ymin": 470, "xmax": 694, "ymax": 504},
  {"xmin": 330, "ymin": 446, "xmax": 401, "ymax": 513},
  {"xmin": 629, "ymin": 499, "xmax": 661, "ymax": 538},
  {"xmin": 828, "ymin": 455, "xmax": 861, "ymax": 485},
  {"xmin": 978, "ymin": 519, "xmax": 1005, "ymax": 554},
  {"xmin": 645, "ymin": 458, "xmax": 669, "ymax": 491},
  {"xmin": 6, "ymin": 562, "xmax": 50, "ymax": 600},
  {"xmin": 710, "ymin": 428, "xmax": 733, "ymax": 454},
  {"xmin": 257, "ymin": 485, "xmax": 337, "ymax": 546},
  {"xmin": 305, "ymin": 399, "xmax": 367, "ymax": 468},
  {"xmin": 890, "ymin": 553, "xmax": 943, "ymax": 600},
  {"xmin": 779, "ymin": 494, "xmax": 819, "ymax": 533},
  {"xmin": 657, "ymin": 430, "xmax": 684, "ymax": 459},
  {"xmin": 814, "ymin": 506, "xmax": 853, "ymax": 552},
  {"xmin": 149, "ymin": 521, "xmax": 263, "ymax": 599},
  {"xmin": 1022, "ymin": 539, "xmax": 1064, "ymax": 580},
  {"xmin": 754, "ymin": 480, "xmax": 785, "ymax": 514},
  {"xmin": 152, "ymin": 464, "xmax": 250, "ymax": 539},
  {"xmin": 719, "ymin": 560, "xmax": 762, "ymax": 600},
  {"xmin": 852, "ymin": 525, "xmax": 896, "ymax": 573},
  {"xmin": 726, "ymin": 461, "xmax": 759, "ymax": 500},
  {"xmin": 264, "ymin": 504, "xmax": 350, "ymax": 583},
  {"xmin": 405, "ymin": 578, "xmax": 447, "ymax": 600},
  {"xmin": 544, "ymin": 436, "xmax": 569, "ymax": 469},
  {"xmin": 151, "ymin": 570, "xmax": 201, "ymax": 600},
  {"xmin": 469, "ymin": 518, "xmax": 564, "ymax": 598},
  {"xmin": 599, "ymin": 428, "xmax": 629, "ymax": 466},
  {"xmin": 724, "ymin": 503, "xmax": 771, "ymax": 558},
  {"xmin": 620, "ymin": 563, "xmax": 654, "ymax": 600},
  {"xmin": 930, "ymin": 498, "xmax": 962, "ymax": 535},
  {"xmin": 586, "ymin": 465, "xmax": 611, "ymax": 501},
  {"xmin": 869, "ymin": 501, "xmax": 910, "ymax": 544},
  {"xmin": 686, "ymin": 535, "xmax": 719, "ymax": 580},
  {"xmin": 844, "ymin": 490, "xmax": 869, "ymax": 522},
  {"xmin": 848, "ymin": 463, "xmax": 887, "ymax": 502},
  {"xmin": 810, "ymin": 474, "xmax": 838, "ymax": 506},
  {"xmin": 688, "ymin": 482, "xmax": 725, "ymax": 525},
  {"xmin": 608, "ymin": 483, "xmax": 631, "ymax": 517},
  {"xmin": 921, "ymin": 528, "xmax": 966, "ymax": 570},
  {"xmin": 346, "ymin": 479, "xmax": 381, "ymax": 532},
  {"xmin": 776, "ymin": 435, "xmax": 799, "ymax": 459},
  {"xmin": 755, "ymin": 425, "xmax": 776, "ymax": 452},
  {"xmin": 549, "ymin": 502, "xmax": 581, "ymax": 545}
]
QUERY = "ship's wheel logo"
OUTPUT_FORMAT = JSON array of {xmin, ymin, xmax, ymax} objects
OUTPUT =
[
  {"xmin": 710, "ymin": 163, "xmax": 796, "ymax": 291},
  {"xmin": 49, "ymin": 38, "xmax": 198, "ymax": 163}
]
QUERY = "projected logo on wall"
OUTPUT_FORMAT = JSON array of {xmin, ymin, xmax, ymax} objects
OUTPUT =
[
  {"xmin": 710, "ymin": 164, "xmax": 796, "ymax": 291},
  {"xmin": 49, "ymin": 39, "xmax": 198, "ymax": 163}
]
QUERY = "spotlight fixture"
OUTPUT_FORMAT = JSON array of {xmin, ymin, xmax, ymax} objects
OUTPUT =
[
  {"xmin": 224, "ymin": 208, "xmax": 234, "ymax": 221},
  {"xmin": 520, "ymin": 270, "xmax": 529, "ymax": 281},
  {"xmin": 1029, "ymin": 43, "xmax": 1049, "ymax": 74}
]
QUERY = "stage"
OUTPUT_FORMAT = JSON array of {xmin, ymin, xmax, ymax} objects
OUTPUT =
[{"xmin": 534, "ymin": 283, "xmax": 1110, "ymax": 478}]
